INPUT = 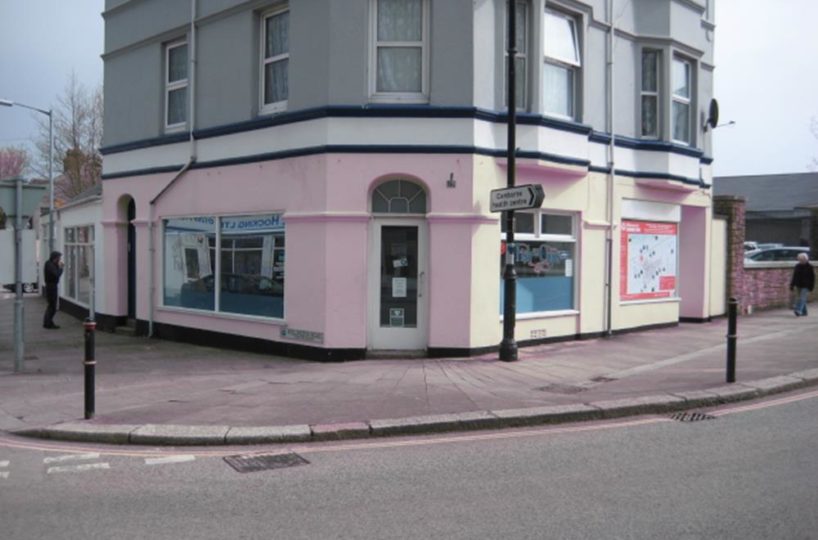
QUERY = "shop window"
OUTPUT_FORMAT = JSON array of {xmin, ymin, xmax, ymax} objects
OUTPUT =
[
  {"xmin": 63, "ymin": 225, "xmax": 94, "ymax": 306},
  {"xmin": 164, "ymin": 217, "xmax": 216, "ymax": 311},
  {"xmin": 163, "ymin": 214, "xmax": 285, "ymax": 318},
  {"xmin": 500, "ymin": 211, "xmax": 576, "ymax": 313},
  {"xmin": 219, "ymin": 215, "xmax": 285, "ymax": 318},
  {"xmin": 370, "ymin": 0, "xmax": 429, "ymax": 102},
  {"xmin": 372, "ymin": 179, "xmax": 427, "ymax": 214},
  {"xmin": 619, "ymin": 220, "xmax": 678, "ymax": 301}
]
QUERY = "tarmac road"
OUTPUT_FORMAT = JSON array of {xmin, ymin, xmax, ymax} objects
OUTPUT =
[{"xmin": 1, "ymin": 389, "xmax": 816, "ymax": 539}]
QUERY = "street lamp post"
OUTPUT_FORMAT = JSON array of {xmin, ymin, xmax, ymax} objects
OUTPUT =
[{"xmin": 0, "ymin": 99, "xmax": 54, "ymax": 253}]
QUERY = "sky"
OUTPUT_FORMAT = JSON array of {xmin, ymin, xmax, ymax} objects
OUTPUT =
[{"xmin": 1, "ymin": 0, "xmax": 817, "ymax": 178}]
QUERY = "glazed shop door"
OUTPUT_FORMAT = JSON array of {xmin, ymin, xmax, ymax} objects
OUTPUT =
[{"xmin": 369, "ymin": 220, "xmax": 428, "ymax": 350}]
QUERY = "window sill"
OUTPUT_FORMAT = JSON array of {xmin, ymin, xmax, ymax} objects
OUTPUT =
[
  {"xmin": 260, "ymin": 101, "xmax": 288, "ymax": 116},
  {"xmin": 500, "ymin": 309, "xmax": 579, "ymax": 322},
  {"xmin": 164, "ymin": 123, "xmax": 188, "ymax": 134},
  {"xmin": 368, "ymin": 94, "xmax": 429, "ymax": 105},
  {"xmin": 619, "ymin": 297, "xmax": 680, "ymax": 306},
  {"xmin": 157, "ymin": 304, "xmax": 285, "ymax": 324}
]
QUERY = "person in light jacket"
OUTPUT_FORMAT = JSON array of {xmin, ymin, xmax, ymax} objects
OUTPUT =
[
  {"xmin": 43, "ymin": 251, "xmax": 64, "ymax": 329},
  {"xmin": 790, "ymin": 252, "xmax": 815, "ymax": 317}
]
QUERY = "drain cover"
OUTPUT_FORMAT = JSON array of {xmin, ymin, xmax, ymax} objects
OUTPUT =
[
  {"xmin": 224, "ymin": 452, "xmax": 310, "ymax": 473},
  {"xmin": 670, "ymin": 412, "xmax": 716, "ymax": 422}
]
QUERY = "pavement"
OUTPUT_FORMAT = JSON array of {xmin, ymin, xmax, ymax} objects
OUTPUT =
[{"xmin": 1, "ymin": 293, "xmax": 817, "ymax": 446}]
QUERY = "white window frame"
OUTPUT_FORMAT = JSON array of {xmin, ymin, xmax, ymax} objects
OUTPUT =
[
  {"xmin": 369, "ymin": 0, "xmax": 430, "ymax": 103},
  {"xmin": 640, "ymin": 48, "xmax": 661, "ymax": 138},
  {"xmin": 260, "ymin": 6, "xmax": 289, "ymax": 115},
  {"xmin": 542, "ymin": 8, "xmax": 581, "ymax": 120},
  {"xmin": 671, "ymin": 55, "xmax": 693, "ymax": 145},
  {"xmin": 499, "ymin": 210, "xmax": 578, "ymax": 315},
  {"xmin": 164, "ymin": 40, "xmax": 188, "ymax": 131},
  {"xmin": 505, "ymin": 1, "xmax": 528, "ymax": 110},
  {"xmin": 63, "ymin": 224, "xmax": 95, "ymax": 307}
]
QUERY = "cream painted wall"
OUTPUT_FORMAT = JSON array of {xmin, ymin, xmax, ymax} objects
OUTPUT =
[{"xmin": 709, "ymin": 217, "xmax": 727, "ymax": 317}]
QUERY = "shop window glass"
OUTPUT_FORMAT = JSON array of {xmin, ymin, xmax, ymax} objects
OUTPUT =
[
  {"xmin": 163, "ymin": 217, "xmax": 216, "ymax": 311},
  {"xmin": 219, "ymin": 214, "xmax": 285, "ymax": 318},
  {"xmin": 500, "ymin": 211, "xmax": 576, "ymax": 313},
  {"xmin": 163, "ymin": 214, "xmax": 285, "ymax": 318},
  {"xmin": 63, "ymin": 225, "xmax": 94, "ymax": 306}
]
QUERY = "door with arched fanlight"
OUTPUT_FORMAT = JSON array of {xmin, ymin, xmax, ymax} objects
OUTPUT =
[{"xmin": 368, "ymin": 179, "xmax": 428, "ymax": 351}]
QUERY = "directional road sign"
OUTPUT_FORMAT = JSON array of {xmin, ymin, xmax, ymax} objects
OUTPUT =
[{"xmin": 490, "ymin": 184, "xmax": 545, "ymax": 212}]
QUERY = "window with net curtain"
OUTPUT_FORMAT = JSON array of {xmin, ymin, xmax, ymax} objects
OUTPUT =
[
  {"xmin": 542, "ymin": 10, "xmax": 581, "ymax": 118},
  {"xmin": 165, "ymin": 41, "xmax": 188, "ymax": 128},
  {"xmin": 262, "ymin": 8, "xmax": 289, "ymax": 111},
  {"xmin": 641, "ymin": 49, "xmax": 660, "ymax": 137},
  {"xmin": 374, "ymin": 0, "xmax": 426, "ymax": 96},
  {"xmin": 672, "ymin": 56, "xmax": 692, "ymax": 144}
]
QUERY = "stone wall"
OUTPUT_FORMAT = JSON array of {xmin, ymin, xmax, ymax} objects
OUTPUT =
[{"xmin": 714, "ymin": 195, "xmax": 816, "ymax": 314}]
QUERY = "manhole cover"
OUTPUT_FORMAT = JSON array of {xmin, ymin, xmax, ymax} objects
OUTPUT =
[
  {"xmin": 224, "ymin": 452, "xmax": 310, "ymax": 473},
  {"xmin": 535, "ymin": 383, "xmax": 586, "ymax": 394},
  {"xmin": 670, "ymin": 412, "xmax": 716, "ymax": 422}
]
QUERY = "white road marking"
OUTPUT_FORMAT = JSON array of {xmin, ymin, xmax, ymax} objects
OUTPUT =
[
  {"xmin": 0, "ymin": 460, "xmax": 9, "ymax": 467},
  {"xmin": 43, "ymin": 452, "xmax": 100, "ymax": 464},
  {"xmin": 144, "ymin": 455, "xmax": 196, "ymax": 466},
  {"xmin": 0, "ymin": 471, "xmax": 9, "ymax": 479},
  {"xmin": 47, "ymin": 463, "xmax": 110, "ymax": 475}
]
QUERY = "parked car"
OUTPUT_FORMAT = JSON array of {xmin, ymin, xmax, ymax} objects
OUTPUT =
[
  {"xmin": 2, "ymin": 282, "xmax": 38, "ymax": 293},
  {"xmin": 744, "ymin": 246, "xmax": 810, "ymax": 265},
  {"xmin": 743, "ymin": 241, "xmax": 759, "ymax": 252}
]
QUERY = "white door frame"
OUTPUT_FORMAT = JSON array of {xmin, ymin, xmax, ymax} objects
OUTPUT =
[{"xmin": 368, "ymin": 217, "xmax": 428, "ymax": 350}]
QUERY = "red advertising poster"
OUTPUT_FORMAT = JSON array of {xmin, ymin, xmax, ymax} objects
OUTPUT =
[{"xmin": 620, "ymin": 220, "xmax": 678, "ymax": 301}]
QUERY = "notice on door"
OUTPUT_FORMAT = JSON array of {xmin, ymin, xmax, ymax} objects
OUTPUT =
[
  {"xmin": 392, "ymin": 277, "xmax": 407, "ymax": 298},
  {"xmin": 389, "ymin": 308, "xmax": 405, "ymax": 327}
]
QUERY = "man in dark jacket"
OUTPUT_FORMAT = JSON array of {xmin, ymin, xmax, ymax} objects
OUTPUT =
[
  {"xmin": 43, "ymin": 251, "xmax": 64, "ymax": 329},
  {"xmin": 790, "ymin": 252, "xmax": 815, "ymax": 317}
]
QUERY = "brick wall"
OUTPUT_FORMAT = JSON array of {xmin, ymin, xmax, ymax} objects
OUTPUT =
[{"xmin": 714, "ymin": 195, "xmax": 816, "ymax": 314}]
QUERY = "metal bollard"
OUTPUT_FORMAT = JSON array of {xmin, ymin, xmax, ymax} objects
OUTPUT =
[
  {"xmin": 83, "ymin": 318, "xmax": 96, "ymax": 419},
  {"xmin": 726, "ymin": 297, "xmax": 738, "ymax": 383}
]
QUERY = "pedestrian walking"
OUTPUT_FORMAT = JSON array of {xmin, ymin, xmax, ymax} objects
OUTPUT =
[
  {"xmin": 790, "ymin": 252, "xmax": 815, "ymax": 317},
  {"xmin": 43, "ymin": 251, "xmax": 64, "ymax": 329}
]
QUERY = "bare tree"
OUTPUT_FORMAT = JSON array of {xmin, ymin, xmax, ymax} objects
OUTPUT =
[
  {"xmin": 33, "ymin": 72, "xmax": 103, "ymax": 201},
  {"xmin": 0, "ymin": 146, "xmax": 29, "ymax": 180}
]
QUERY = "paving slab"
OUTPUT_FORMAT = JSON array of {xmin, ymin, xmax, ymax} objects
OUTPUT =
[{"xmin": 2, "ymin": 295, "xmax": 817, "ymax": 446}]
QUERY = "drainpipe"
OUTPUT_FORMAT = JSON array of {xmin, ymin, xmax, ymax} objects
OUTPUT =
[
  {"xmin": 604, "ymin": 0, "xmax": 616, "ymax": 336},
  {"xmin": 147, "ymin": 0, "xmax": 198, "ymax": 337}
]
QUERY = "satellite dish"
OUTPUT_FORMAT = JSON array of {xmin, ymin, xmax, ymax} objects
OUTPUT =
[{"xmin": 704, "ymin": 98, "xmax": 719, "ymax": 131}]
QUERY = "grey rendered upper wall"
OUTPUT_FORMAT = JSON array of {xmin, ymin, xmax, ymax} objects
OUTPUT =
[
  {"xmin": 103, "ymin": 0, "xmax": 476, "ymax": 145},
  {"xmin": 102, "ymin": 0, "xmax": 713, "ymax": 149}
]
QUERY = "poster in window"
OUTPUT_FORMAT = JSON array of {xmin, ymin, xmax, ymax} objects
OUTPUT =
[{"xmin": 620, "ymin": 220, "xmax": 677, "ymax": 301}]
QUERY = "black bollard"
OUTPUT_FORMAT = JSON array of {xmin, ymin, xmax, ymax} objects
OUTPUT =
[
  {"xmin": 726, "ymin": 297, "xmax": 738, "ymax": 383},
  {"xmin": 83, "ymin": 318, "xmax": 96, "ymax": 419}
]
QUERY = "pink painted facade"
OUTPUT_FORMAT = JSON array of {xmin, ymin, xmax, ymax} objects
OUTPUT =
[{"xmin": 101, "ymin": 153, "xmax": 489, "ymax": 355}]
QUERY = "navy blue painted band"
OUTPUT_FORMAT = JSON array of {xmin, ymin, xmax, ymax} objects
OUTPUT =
[{"xmin": 101, "ymin": 144, "xmax": 703, "ymax": 187}]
